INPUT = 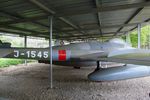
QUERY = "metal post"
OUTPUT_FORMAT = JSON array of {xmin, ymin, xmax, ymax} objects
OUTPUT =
[
  {"xmin": 126, "ymin": 32, "xmax": 131, "ymax": 44},
  {"xmin": 49, "ymin": 16, "xmax": 53, "ymax": 88},
  {"xmin": 125, "ymin": 32, "xmax": 128, "ymax": 43},
  {"xmin": 24, "ymin": 35, "xmax": 27, "ymax": 65},
  {"xmin": 138, "ymin": 24, "xmax": 141, "ymax": 49},
  {"xmin": 148, "ymin": 23, "xmax": 150, "ymax": 49}
]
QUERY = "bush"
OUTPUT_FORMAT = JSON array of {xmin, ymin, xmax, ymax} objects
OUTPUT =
[{"xmin": 0, "ymin": 58, "xmax": 24, "ymax": 68}]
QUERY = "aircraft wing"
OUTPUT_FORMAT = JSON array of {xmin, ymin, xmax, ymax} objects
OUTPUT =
[
  {"xmin": 99, "ymin": 48, "xmax": 150, "ymax": 66},
  {"xmin": 108, "ymin": 48, "xmax": 150, "ymax": 58},
  {"xmin": 75, "ymin": 48, "xmax": 150, "ymax": 66}
]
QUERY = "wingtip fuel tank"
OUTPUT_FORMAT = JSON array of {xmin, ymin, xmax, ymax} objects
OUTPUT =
[{"xmin": 88, "ymin": 64, "xmax": 150, "ymax": 81}]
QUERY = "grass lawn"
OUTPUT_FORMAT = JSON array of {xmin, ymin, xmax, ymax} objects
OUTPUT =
[{"xmin": 0, "ymin": 58, "xmax": 25, "ymax": 68}]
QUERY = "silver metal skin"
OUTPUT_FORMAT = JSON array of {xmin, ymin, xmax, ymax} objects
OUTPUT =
[
  {"xmin": 88, "ymin": 64, "xmax": 150, "ymax": 81},
  {"xmin": 1, "ymin": 38, "xmax": 150, "ymax": 64},
  {"xmin": 0, "ymin": 39, "xmax": 127, "ymax": 60},
  {"xmin": 138, "ymin": 24, "xmax": 141, "ymax": 49},
  {"xmin": 1, "ymin": 38, "xmax": 150, "ymax": 81},
  {"xmin": 0, "ymin": 48, "xmax": 71, "ymax": 61}
]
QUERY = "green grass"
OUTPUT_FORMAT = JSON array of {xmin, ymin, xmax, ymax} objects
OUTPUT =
[{"xmin": 0, "ymin": 58, "xmax": 24, "ymax": 68}]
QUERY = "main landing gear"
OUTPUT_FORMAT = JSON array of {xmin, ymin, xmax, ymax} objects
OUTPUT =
[
  {"xmin": 95, "ymin": 61, "xmax": 100, "ymax": 71},
  {"xmin": 95, "ymin": 61, "xmax": 101, "ymax": 71}
]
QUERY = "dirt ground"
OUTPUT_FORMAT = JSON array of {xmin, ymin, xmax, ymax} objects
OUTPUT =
[{"xmin": 0, "ymin": 63, "xmax": 150, "ymax": 100}]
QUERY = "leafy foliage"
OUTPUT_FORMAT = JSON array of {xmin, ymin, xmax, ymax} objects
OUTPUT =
[
  {"xmin": 0, "ymin": 58, "xmax": 24, "ymax": 68},
  {"xmin": 129, "ymin": 25, "xmax": 150, "ymax": 48}
]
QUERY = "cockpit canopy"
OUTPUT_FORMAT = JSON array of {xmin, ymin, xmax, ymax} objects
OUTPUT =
[
  {"xmin": 109, "ymin": 38, "xmax": 132, "ymax": 48},
  {"xmin": 109, "ymin": 38, "xmax": 125, "ymax": 44}
]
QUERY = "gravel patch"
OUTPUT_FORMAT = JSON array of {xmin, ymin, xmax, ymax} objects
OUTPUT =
[{"xmin": 0, "ymin": 63, "xmax": 150, "ymax": 100}]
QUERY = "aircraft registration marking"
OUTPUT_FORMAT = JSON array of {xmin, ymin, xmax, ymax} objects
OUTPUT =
[
  {"xmin": 20, "ymin": 53, "xmax": 25, "ymax": 55},
  {"xmin": 13, "ymin": 50, "xmax": 49, "ymax": 59}
]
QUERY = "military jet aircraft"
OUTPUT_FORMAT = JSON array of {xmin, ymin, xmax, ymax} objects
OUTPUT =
[{"xmin": 0, "ymin": 38, "xmax": 150, "ymax": 81}]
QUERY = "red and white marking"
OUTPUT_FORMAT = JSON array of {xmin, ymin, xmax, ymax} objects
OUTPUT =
[{"xmin": 58, "ymin": 50, "xmax": 66, "ymax": 61}]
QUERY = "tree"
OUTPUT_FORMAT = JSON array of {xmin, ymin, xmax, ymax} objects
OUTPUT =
[{"xmin": 130, "ymin": 25, "xmax": 150, "ymax": 48}]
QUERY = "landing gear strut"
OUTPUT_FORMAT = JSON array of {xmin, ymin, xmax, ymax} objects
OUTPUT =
[{"xmin": 95, "ymin": 61, "xmax": 100, "ymax": 71}]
